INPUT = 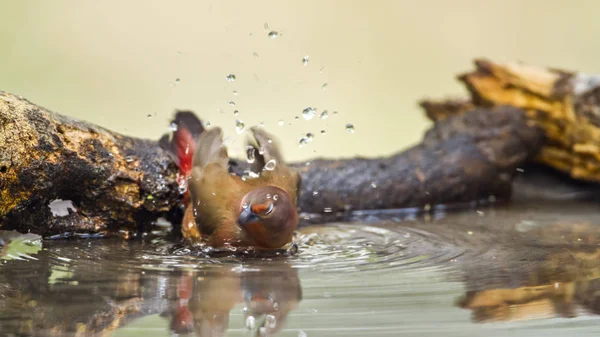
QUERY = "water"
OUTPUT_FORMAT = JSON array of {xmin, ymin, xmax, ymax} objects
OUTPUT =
[{"xmin": 2, "ymin": 199, "xmax": 600, "ymax": 336}]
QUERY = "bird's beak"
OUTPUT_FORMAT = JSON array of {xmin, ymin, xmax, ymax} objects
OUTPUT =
[{"xmin": 237, "ymin": 206, "xmax": 260, "ymax": 227}]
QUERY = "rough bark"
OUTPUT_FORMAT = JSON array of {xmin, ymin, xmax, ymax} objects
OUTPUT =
[
  {"xmin": 1, "ymin": 91, "xmax": 543, "ymax": 236},
  {"xmin": 0, "ymin": 91, "xmax": 181, "ymax": 236},
  {"xmin": 421, "ymin": 58, "xmax": 600, "ymax": 182}
]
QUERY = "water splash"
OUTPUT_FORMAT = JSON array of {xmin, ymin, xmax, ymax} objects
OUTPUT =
[
  {"xmin": 302, "ymin": 107, "xmax": 317, "ymax": 120},
  {"xmin": 235, "ymin": 120, "xmax": 245, "ymax": 134},
  {"xmin": 302, "ymin": 55, "xmax": 310, "ymax": 66},
  {"xmin": 226, "ymin": 74, "xmax": 236, "ymax": 82}
]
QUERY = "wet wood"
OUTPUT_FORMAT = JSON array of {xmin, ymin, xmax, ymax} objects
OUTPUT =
[
  {"xmin": 421, "ymin": 58, "xmax": 600, "ymax": 182},
  {"xmin": 0, "ymin": 91, "xmax": 544, "ymax": 235},
  {"xmin": 0, "ymin": 91, "xmax": 181, "ymax": 236}
]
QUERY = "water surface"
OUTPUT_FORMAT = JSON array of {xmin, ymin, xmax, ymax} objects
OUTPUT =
[{"xmin": 2, "ymin": 199, "xmax": 600, "ymax": 337}]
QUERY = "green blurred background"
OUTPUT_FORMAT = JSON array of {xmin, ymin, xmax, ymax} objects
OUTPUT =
[{"xmin": 1, "ymin": 0, "xmax": 599, "ymax": 161}]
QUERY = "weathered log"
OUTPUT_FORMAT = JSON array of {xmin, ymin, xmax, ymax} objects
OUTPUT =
[
  {"xmin": 295, "ymin": 105, "xmax": 543, "ymax": 217},
  {"xmin": 421, "ymin": 59, "xmax": 600, "ymax": 182},
  {"xmin": 0, "ymin": 91, "xmax": 543, "ymax": 236},
  {"xmin": 0, "ymin": 91, "xmax": 181, "ymax": 236}
]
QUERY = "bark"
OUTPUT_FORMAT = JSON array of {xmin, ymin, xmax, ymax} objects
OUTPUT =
[
  {"xmin": 1, "ymin": 91, "xmax": 543, "ymax": 236},
  {"xmin": 0, "ymin": 91, "xmax": 181, "ymax": 236},
  {"xmin": 421, "ymin": 58, "xmax": 600, "ymax": 182}
]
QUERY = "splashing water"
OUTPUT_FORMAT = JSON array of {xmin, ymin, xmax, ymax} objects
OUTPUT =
[
  {"xmin": 302, "ymin": 55, "xmax": 309, "ymax": 66},
  {"xmin": 235, "ymin": 120, "xmax": 245, "ymax": 134},
  {"xmin": 226, "ymin": 74, "xmax": 236, "ymax": 82},
  {"xmin": 264, "ymin": 159, "xmax": 277, "ymax": 171},
  {"xmin": 302, "ymin": 107, "xmax": 317, "ymax": 120},
  {"xmin": 246, "ymin": 146, "xmax": 256, "ymax": 164},
  {"xmin": 298, "ymin": 137, "xmax": 309, "ymax": 147}
]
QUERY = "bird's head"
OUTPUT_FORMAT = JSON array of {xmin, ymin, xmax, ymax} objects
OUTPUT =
[{"xmin": 237, "ymin": 186, "xmax": 298, "ymax": 249}]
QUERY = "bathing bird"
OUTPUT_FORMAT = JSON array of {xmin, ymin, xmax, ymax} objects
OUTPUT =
[{"xmin": 162, "ymin": 112, "xmax": 301, "ymax": 249}]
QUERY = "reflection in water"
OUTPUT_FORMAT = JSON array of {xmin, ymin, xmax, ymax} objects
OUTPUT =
[
  {"xmin": 0, "ymin": 237, "xmax": 301, "ymax": 337},
  {"xmin": 457, "ymin": 222, "xmax": 600, "ymax": 323},
  {"xmin": 2, "ymin": 200, "xmax": 600, "ymax": 336},
  {"xmin": 165, "ymin": 265, "xmax": 301, "ymax": 336}
]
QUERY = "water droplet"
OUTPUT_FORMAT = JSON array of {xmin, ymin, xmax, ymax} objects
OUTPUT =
[
  {"xmin": 324, "ymin": 207, "xmax": 332, "ymax": 213},
  {"xmin": 346, "ymin": 124, "xmax": 355, "ymax": 133},
  {"xmin": 298, "ymin": 137, "xmax": 309, "ymax": 147},
  {"xmin": 273, "ymin": 194, "xmax": 279, "ymax": 200},
  {"xmin": 333, "ymin": 110, "xmax": 339, "ymax": 114},
  {"xmin": 258, "ymin": 146, "xmax": 266, "ymax": 155},
  {"xmin": 264, "ymin": 159, "xmax": 277, "ymax": 171},
  {"xmin": 178, "ymin": 182, "xmax": 187, "ymax": 194},
  {"xmin": 371, "ymin": 182, "xmax": 377, "ymax": 188},
  {"xmin": 306, "ymin": 133, "xmax": 314, "ymax": 141},
  {"xmin": 146, "ymin": 114, "xmax": 152, "ymax": 118},
  {"xmin": 477, "ymin": 210, "xmax": 484, "ymax": 216},
  {"xmin": 267, "ymin": 137, "xmax": 272, "ymax": 143},
  {"xmin": 226, "ymin": 74, "xmax": 236, "ymax": 82},
  {"xmin": 320, "ymin": 110, "xmax": 329, "ymax": 119},
  {"xmin": 265, "ymin": 314, "xmax": 277, "ymax": 329},
  {"xmin": 228, "ymin": 100, "xmax": 236, "ymax": 106},
  {"xmin": 321, "ymin": 83, "xmax": 328, "ymax": 90},
  {"xmin": 245, "ymin": 316, "xmax": 256, "ymax": 329},
  {"xmin": 259, "ymin": 121, "xmax": 265, "ymax": 127},
  {"xmin": 205, "ymin": 121, "xmax": 211, "ymax": 127},
  {"xmin": 235, "ymin": 120, "xmax": 245, "ymax": 134},
  {"xmin": 175, "ymin": 78, "xmax": 180, "ymax": 83},
  {"xmin": 233, "ymin": 90, "xmax": 238, "ymax": 95},
  {"xmin": 124, "ymin": 156, "xmax": 134, "ymax": 163},
  {"xmin": 273, "ymin": 302, "xmax": 279, "ymax": 310},
  {"xmin": 268, "ymin": 31, "xmax": 279, "ymax": 39},
  {"xmin": 320, "ymin": 130, "xmax": 326, "ymax": 135},
  {"xmin": 242, "ymin": 170, "xmax": 260, "ymax": 181},
  {"xmin": 312, "ymin": 191, "xmax": 319, "ymax": 195},
  {"xmin": 302, "ymin": 55, "xmax": 309, "ymax": 66},
  {"xmin": 233, "ymin": 110, "xmax": 239, "ymax": 116},
  {"xmin": 295, "ymin": 116, "xmax": 300, "ymax": 120},
  {"xmin": 246, "ymin": 146, "xmax": 256, "ymax": 164},
  {"xmin": 169, "ymin": 122, "xmax": 178, "ymax": 131},
  {"xmin": 302, "ymin": 107, "xmax": 316, "ymax": 120},
  {"xmin": 467, "ymin": 231, "xmax": 473, "ymax": 235},
  {"xmin": 278, "ymin": 120, "xmax": 284, "ymax": 126}
]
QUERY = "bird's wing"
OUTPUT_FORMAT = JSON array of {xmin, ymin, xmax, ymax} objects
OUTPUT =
[
  {"xmin": 247, "ymin": 127, "xmax": 302, "ymax": 204},
  {"xmin": 188, "ymin": 127, "xmax": 245, "ymax": 237}
]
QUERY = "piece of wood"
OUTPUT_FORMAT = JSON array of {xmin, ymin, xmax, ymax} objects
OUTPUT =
[
  {"xmin": 0, "ymin": 91, "xmax": 182, "ymax": 236},
  {"xmin": 422, "ymin": 58, "xmax": 600, "ymax": 182},
  {"xmin": 0, "ymin": 91, "xmax": 543, "ymax": 236}
]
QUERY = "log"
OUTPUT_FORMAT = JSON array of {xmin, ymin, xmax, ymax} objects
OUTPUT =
[
  {"xmin": 0, "ymin": 91, "xmax": 181, "ymax": 237},
  {"xmin": 421, "ymin": 58, "xmax": 600, "ymax": 182},
  {"xmin": 0, "ymin": 91, "xmax": 543, "ymax": 236}
]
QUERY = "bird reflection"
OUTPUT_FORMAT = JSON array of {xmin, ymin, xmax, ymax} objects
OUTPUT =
[{"xmin": 166, "ymin": 262, "xmax": 302, "ymax": 336}]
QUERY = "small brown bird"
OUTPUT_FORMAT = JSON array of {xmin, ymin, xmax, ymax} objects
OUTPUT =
[{"xmin": 166, "ymin": 113, "xmax": 301, "ymax": 249}]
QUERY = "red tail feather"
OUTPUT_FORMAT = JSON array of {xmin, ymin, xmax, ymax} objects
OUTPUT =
[{"xmin": 174, "ymin": 126, "xmax": 196, "ymax": 206}]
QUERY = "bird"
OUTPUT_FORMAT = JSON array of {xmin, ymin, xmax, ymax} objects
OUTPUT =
[{"xmin": 163, "ymin": 112, "xmax": 301, "ymax": 249}]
